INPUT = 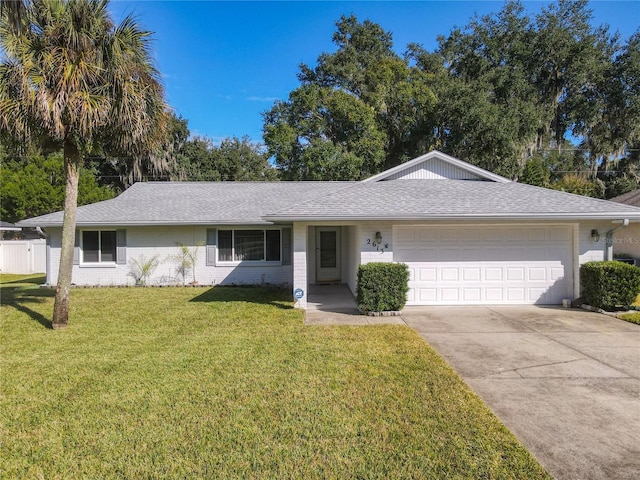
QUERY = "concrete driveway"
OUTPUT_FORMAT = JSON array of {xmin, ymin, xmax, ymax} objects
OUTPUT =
[{"xmin": 402, "ymin": 306, "xmax": 640, "ymax": 480}]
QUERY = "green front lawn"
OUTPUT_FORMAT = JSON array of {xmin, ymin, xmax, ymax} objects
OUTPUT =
[
  {"xmin": 1, "ymin": 278, "xmax": 549, "ymax": 479},
  {"xmin": 619, "ymin": 312, "xmax": 640, "ymax": 325}
]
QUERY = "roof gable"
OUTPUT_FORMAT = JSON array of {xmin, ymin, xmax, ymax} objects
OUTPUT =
[{"xmin": 363, "ymin": 151, "xmax": 511, "ymax": 183}]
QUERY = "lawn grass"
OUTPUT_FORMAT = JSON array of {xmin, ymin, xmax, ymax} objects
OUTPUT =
[
  {"xmin": 1, "ymin": 277, "xmax": 550, "ymax": 479},
  {"xmin": 616, "ymin": 294, "xmax": 640, "ymax": 325},
  {"xmin": 619, "ymin": 312, "xmax": 640, "ymax": 325}
]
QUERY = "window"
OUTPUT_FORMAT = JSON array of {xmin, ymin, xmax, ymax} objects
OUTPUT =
[
  {"xmin": 218, "ymin": 229, "xmax": 281, "ymax": 262},
  {"xmin": 82, "ymin": 230, "xmax": 116, "ymax": 263}
]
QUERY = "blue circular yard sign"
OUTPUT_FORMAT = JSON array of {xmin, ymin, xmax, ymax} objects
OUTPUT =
[{"xmin": 293, "ymin": 288, "xmax": 304, "ymax": 300}]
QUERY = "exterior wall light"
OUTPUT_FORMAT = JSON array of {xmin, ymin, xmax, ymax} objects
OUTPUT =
[
  {"xmin": 591, "ymin": 229, "xmax": 600, "ymax": 242},
  {"xmin": 375, "ymin": 231, "xmax": 383, "ymax": 244}
]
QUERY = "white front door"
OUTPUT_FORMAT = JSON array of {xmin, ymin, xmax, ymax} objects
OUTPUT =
[{"xmin": 316, "ymin": 227, "xmax": 341, "ymax": 283}]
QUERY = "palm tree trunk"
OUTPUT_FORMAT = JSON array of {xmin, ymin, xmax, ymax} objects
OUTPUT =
[{"xmin": 52, "ymin": 141, "xmax": 81, "ymax": 329}]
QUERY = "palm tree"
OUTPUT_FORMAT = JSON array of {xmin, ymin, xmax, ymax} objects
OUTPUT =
[
  {"xmin": 0, "ymin": 0, "xmax": 170, "ymax": 328},
  {"xmin": 0, "ymin": 0, "xmax": 25, "ymax": 31}
]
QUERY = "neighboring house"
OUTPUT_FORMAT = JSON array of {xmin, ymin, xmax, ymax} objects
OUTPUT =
[
  {"xmin": 18, "ymin": 151, "xmax": 640, "ymax": 307},
  {"xmin": 609, "ymin": 190, "xmax": 640, "ymax": 259},
  {"xmin": 0, "ymin": 221, "xmax": 21, "ymax": 240}
]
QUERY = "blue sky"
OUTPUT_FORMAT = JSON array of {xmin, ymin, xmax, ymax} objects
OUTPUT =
[{"xmin": 108, "ymin": 1, "xmax": 640, "ymax": 144}]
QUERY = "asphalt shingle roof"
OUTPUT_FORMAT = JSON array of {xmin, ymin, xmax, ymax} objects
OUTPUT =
[
  {"xmin": 609, "ymin": 189, "xmax": 640, "ymax": 207},
  {"xmin": 18, "ymin": 182, "xmax": 351, "ymax": 227},
  {"xmin": 265, "ymin": 180, "xmax": 640, "ymax": 220},
  {"xmin": 18, "ymin": 178, "xmax": 640, "ymax": 227}
]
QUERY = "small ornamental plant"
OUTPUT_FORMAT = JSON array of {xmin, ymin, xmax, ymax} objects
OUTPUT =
[
  {"xmin": 357, "ymin": 262, "xmax": 409, "ymax": 313},
  {"xmin": 581, "ymin": 261, "xmax": 640, "ymax": 310}
]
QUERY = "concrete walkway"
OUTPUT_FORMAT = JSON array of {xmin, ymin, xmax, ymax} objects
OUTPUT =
[
  {"xmin": 305, "ymin": 284, "xmax": 405, "ymax": 325},
  {"xmin": 402, "ymin": 306, "xmax": 640, "ymax": 480}
]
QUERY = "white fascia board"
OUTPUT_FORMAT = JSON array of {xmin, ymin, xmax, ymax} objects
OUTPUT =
[
  {"xmin": 18, "ymin": 220, "xmax": 277, "ymax": 228},
  {"xmin": 263, "ymin": 213, "xmax": 640, "ymax": 222}
]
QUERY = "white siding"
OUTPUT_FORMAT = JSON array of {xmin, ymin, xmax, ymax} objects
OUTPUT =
[
  {"xmin": 577, "ymin": 221, "xmax": 609, "ymax": 264},
  {"xmin": 41, "ymin": 220, "xmax": 612, "ymax": 308},
  {"xmin": 358, "ymin": 221, "xmax": 395, "ymax": 265},
  {"xmin": 385, "ymin": 158, "xmax": 483, "ymax": 180},
  {"xmin": 46, "ymin": 226, "xmax": 292, "ymax": 287},
  {"xmin": 613, "ymin": 224, "xmax": 640, "ymax": 258}
]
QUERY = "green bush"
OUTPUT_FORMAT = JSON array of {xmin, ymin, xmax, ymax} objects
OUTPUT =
[
  {"xmin": 357, "ymin": 262, "xmax": 409, "ymax": 313},
  {"xmin": 580, "ymin": 261, "xmax": 640, "ymax": 310}
]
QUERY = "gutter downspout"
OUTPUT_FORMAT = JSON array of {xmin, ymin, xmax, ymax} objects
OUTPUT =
[{"xmin": 605, "ymin": 219, "xmax": 630, "ymax": 261}]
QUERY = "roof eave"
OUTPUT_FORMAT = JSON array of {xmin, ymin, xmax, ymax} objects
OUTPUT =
[
  {"xmin": 18, "ymin": 220, "xmax": 279, "ymax": 228},
  {"xmin": 262, "ymin": 213, "xmax": 640, "ymax": 222}
]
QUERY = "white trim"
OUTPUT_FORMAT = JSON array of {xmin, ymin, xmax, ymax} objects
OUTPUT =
[
  {"xmin": 79, "ymin": 263, "xmax": 117, "ymax": 268},
  {"xmin": 362, "ymin": 151, "xmax": 511, "ymax": 184},
  {"xmin": 80, "ymin": 229, "xmax": 117, "ymax": 265},
  {"xmin": 264, "ymin": 213, "xmax": 640, "ymax": 222}
]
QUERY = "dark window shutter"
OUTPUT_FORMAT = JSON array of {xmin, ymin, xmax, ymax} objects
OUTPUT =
[
  {"xmin": 116, "ymin": 229, "xmax": 127, "ymax": 265},
  {"xmin": 281, "ymin": 227, "xmax": 292, "ymax": 265},
  {"xmin": 73, "ymin": 230, "xmax": 80, "ymax": 265},
  {"xmin": 206, "ymin": 228, "xmax": 217, "ymax": 265}
]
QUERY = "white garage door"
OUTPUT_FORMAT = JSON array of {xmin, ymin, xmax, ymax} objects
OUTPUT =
[{"xmin": 394, "ymin": 225, "xmax": 573, "ymax": 305}]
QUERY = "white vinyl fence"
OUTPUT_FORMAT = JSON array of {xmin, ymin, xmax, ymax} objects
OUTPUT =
[{"xmin": 0, "ymin": 239, "xmax": 46, "ymax": 274}]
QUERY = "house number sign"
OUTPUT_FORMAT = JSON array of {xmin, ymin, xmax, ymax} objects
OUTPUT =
[{"xmin": 366, "ymin": 238, "xmax": 390, "ymax": 253}]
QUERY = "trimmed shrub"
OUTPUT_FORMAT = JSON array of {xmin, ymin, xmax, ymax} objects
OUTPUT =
[
  {"xmin": 581, "ymin": 261, "xmax": 640, "ymax": 310},
  {"xmin": 357, "ymin": 262, "xmax": 409, "ymax": 313}
]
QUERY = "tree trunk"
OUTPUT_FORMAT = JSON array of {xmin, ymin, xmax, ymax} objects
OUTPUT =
[{"xmin": 52, "ymin": 141, "xmax": 81, "ymax": 329}]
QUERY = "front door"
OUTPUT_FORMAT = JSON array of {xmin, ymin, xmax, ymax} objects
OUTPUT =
[{"xmin": 316, "ymin": 227, "xmax": 341, "ymax": 283}]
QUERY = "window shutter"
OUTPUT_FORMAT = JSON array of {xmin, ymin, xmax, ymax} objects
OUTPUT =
[
  {"xmin": 206, "ymin": 228, "xmax": 217, "ymax": 265},
  {"xmin": 116, "ymin": 229, "xmax": 127, "ymax": 265},
  {"xmin": 73, "ymin": 230, "xmax": 80, "ymax": 265},
  {"xmin": 281, "ymin": 227, "xmax": 292, "ymax": 265}
]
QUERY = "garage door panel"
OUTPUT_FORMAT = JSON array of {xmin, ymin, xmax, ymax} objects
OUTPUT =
[
  {"xmin": 529, "ymin": 267, "xmax": 547, "ymax": 281},
  {"xmin": 550, "ymin": 267, "xmax": 566, "ymax": 281},
  {"xmin": 396, "ymin": 228, "xmax": 415, "ymax": 242},
  {"xmin": 461, "ymin": 248, "xmax": 482, "ymax": 261},
  {"xmin": 463, "ymin": 268, "xmax": 481, "ymax": 281},
  {"xmin": 407, "ymin": 266, "xmax": 416, "ymax": 281},
  {"xmin": 441, "ymin": 268, "xmax": 459, "ymax": 281},
  {"xmin": 463, "ymin": 288, "xmax": 481, "ymax": 301},
  {"xmin": 441, "ymin": 230, "xmax": 460, "ymax": 242},
  {"xmin": 441, "ymin": 288, "xmax": 459, "ymax": 302},
  {"xmin": 526, "ymin": 246, "xmax": 557, "ymax": 261},
  {"xmin": 507, "ymin": 288, "xmax": 526, "ymax": 301},
  {"xmin": 507, "ymin": 267, "xmax": 525, "ymax": 281},
  {"xmin": 485, "ymin": 268, "xmax": 503, "ymax": 281},
  {"xmin": 417, "ymin": 229, "xmax": 438, "ymax": 242},
  {"xmin": 419, "ymin": 268, "xmax": 436, "ymax": 281},
  {"xmin": 396, "ymin": 225, "xmax": 573, "ymax": 305},
  {"xmin": 505, "ymin": 229, "xmax": 525, "ymax": 241},
  {"xmin": 485, "ymin": 288, "xmax": 503, "ymax": 302},
  {"xmin": 419, "ymin": 288, "xmax": 437, "ymax": 302},
  {"xmin": 482, "ymin": 230, "xmax": 502, "ymax": 242},
  {"xmin": 528, "ymin": 229, "xmax": 547, "ymax": 242},
  {"xmin": 440, "ymin": 249, "xmax": 460, "ymax": 261},
  {"xmin": 548, "ymin": 228, "xmax": 572, "ymax": 242}
]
